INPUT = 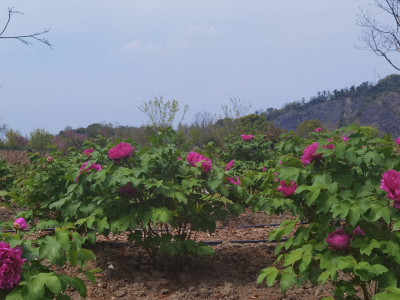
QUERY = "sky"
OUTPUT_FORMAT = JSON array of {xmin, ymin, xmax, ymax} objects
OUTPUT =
[{"xmin": 0, "ymin": 0, "xmax": 398, "ymax": 136}]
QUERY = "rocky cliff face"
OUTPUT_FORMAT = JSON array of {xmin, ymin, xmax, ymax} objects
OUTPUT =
[{"xmin": 272, "ymin": 93, "xmax": 400, "ymax": 136}]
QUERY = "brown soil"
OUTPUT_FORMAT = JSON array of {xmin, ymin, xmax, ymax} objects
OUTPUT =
[
  {"xmin": 0, "ymin": 150, "xmax": 31, "ymax": 164},
  {"xmin": 1, "ymin": 205, "xmax": 357, "ymax": 299},
  {"xmin": 59, "ymin": 210, "xmax": 338, "ymax": 300}
]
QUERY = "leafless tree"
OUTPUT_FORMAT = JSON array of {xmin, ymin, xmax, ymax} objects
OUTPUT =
[
  {"xmin": 0, "ymin": 7, "xmax": 52, "ymax": 49},
  {"xmin": 356, "ymin": 0, "xmax": 400, "ymax": 70},
  {"xmin": 192, "ymin": 111, "xmax": 213, "ymax": 134}
]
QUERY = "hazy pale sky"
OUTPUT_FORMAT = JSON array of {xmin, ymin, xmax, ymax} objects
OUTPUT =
[{"xmin": 0, "ymin": 0, "xmax": 397, "ymax": 135}]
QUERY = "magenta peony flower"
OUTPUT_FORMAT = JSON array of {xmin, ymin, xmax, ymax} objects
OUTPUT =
[
  {"xmin": 326, "ymin": 138, "xmax": 333, "ymax": 142},
  {"xmin": 324, "ymin": 143, "xmax": 335, "ymax": 150},
  {"xmin": 241, "ymin": 134, "xmax": 255, "ymax": 141},
  {"xmin": 13, "ymin": 218, "xmax": 27, "ymax": 231},
  {"xmin": 279, "ymin": 161, "xmax": 282, "ymax": 164},
  {"xmin": 362, "ymin": 145, "xmax": 365, "ymax": 148},
  {"xmin": 262, "ymin": 167, "xmax": 267, "ymax": 172},
  {"xmin": 177, "ymin": 156, "xmax": 182, "ymax": 160},
  {"xmin": 380, "ymin": 170, "xmax": 400, "ymax": 208},
  {"xmin": 351, "ymin": 226, "xmax": 365, "ymax": 237},
  {"xmin": 326, "ymin": 229, "xmax": 350, "ymax": 251},
  {"xmin": 274, "ymin": 172, "xmax": 278, "ymax": 176},
  {"xmin": 227, "ymin": 176, "xmax": 241, "ymax": 185},
  {"xmin": 314, "ymin": 127, "xmax": 322, "ymax": 132},
  {"xmin": 226, "ymin": 160, "xmax": 235, "ymax": 171},
  {"xmin": 76, "ymin": 162, "xmax": 102, "ymax": 181},
  {"xmin": 301, "ymin": 143, "xmax": 322, "ymax": 164},
  {"xmin": 274, "ymin": 178, "xmax": 279, "ymax": 181},
  {"xmin": 276, "ymin": 180, "xmax": 297, "ymax": 196},
  {"xmin": 46, "ymin": 157, "xmax": 52, "ymax": 163},
  {"xmin": 83, "ymin": 149, "xmax": 94, "ymax": 158},
  {"xmin": 0, "ymin": 242, "xmax": 26, "ymax": 290},
  {"xmin": 342, "ymin": 137, "xmax": 349, "ymax": 142},
  {"xmin": 119, "ymin": 183, "xmax": 137, "ymax": 197},
  {"xmin": 108, "ymin": 143, "xmax": 134, "ymax": 164},
  {"xmin": 187, "ymin": 151, "xmax": 212, "ymax": 173},
  {"xmin": 396, "ymin": 137, "xmax": 400, "ymax": 146}
]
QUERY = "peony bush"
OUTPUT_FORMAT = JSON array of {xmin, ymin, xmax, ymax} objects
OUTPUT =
[
  {"xmin": 12, "ymin": 128, "xmax": 257, "ymax": 263},
  {"xmin": 256, "ymin": 124, "xmax": 400, "ymax": 299}
]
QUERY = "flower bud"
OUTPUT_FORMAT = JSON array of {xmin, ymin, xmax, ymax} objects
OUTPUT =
[
  {"xmin": 13, "ymin": 218, "xmax": 27, "ymax": 231},
  {"xmin": 47, "ymin": 157, "xmax": 53, "ymax": 163}
]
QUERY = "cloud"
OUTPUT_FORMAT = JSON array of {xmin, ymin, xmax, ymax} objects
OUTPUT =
[
  {"xmin": 121, "ymin": 40, "xmax": 142, "ymax": 53},
  {"xmin": 120, "ymin": 24, "xmax": 221, "ymax": 56}
]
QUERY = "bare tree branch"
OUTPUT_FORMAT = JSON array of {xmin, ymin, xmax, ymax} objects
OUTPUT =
[
  {"xmin": 356, "ymin": 0, "xmax": 400, "ymax": 70},
  {"xmin": 0, "ymin": 7, "xmax": 52, "ymax": 49}
]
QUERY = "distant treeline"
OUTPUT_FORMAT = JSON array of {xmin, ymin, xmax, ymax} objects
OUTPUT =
[{"xmin": 258, "ymin": 74, "xmax": 400, "ymax": 121}]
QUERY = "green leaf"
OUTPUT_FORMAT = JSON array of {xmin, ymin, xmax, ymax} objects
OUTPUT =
[
  {"xmin": 279, "ymin": 272, "xmax": 296, "ymax": 294},
  {"xmin": 151, "ymin": 207, "xmax": 172, "ymax": 224},
  {"xmin": 372, "ymin": 287, "xmax": 400, "ymax": 300},
  {"xmin": 80, "ymin": 270, "xmax": 96, "ymax": 285},
  {"xmin": 175, "ymin": 192, "xmax": 187, "ymax": 204},
  {"xmin": 283, "ymin": 249, "xmax": 304, "ymax": 266},
  {"xmin": 350, "ymin": 237, "xmax": 380, "ymax": 256},
  {"xmin": 114, "ymin": 215, "xmax": 137, "ymax": 232},
  {"xmin": 39, "ymin": 236, "xmax": 65, "ymax": 266},
  {"xmin": 305, "ymin": 185, "xmax": 321, "ymax": 206},
  {"xmin": 39, "ymin": 273, "xmax": 62, "ymax": 294},
  {"xmin": 56, "ymin": 230, "xmax": 71, "ymax": 251},
  {"xmin": 72, "ymin": 277, "xmax": 87, "ymax": 298},
  {"xmin": 371, "ymin": 264, "xmax": 388, "ymax": 276},
  {"xmin": 317, "ymin": 270, "xmax": 331, "ymax": 284},
  {"xmin": 279, "ymin": 167, "xmax": 300, "ymax": 181},
  {"xmin": 78, "ymin": 249, "xmax": 96, "ymax": 262},
  {"xmin": 333, "ymin": 281, "xmax": 355, "ymax": 297},
  {"xmin": 354, "ymin": 262, "xmax": 374, "ymax": 281},
  {"xmin": 257, "ymin": 267, "xmax": 279, "ymax": 287}
]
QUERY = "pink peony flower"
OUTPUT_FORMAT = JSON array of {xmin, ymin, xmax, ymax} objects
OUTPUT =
[
  {"xmin": 380, "ymin": 170, "xmax": 400, "ymax": 208},
  {"xmin": 396, "ymin": 137, "xmax": 400, "ymax": 146},
  {"xmin": 342, "ymin": 137, "xmax": 349, "ymax": 142},
  {"xmin": 326, "ymin": 138, "xmax": 333, "ymax": 142},
  {"xmin": 362, "ymin": 146, "xmax": 365, "ymax": 148},
  {"xmin": 177, "ymin": 156, "xmax": 182, "ymax": 160},
  {"xmin": 324, "ymin": 143, "xmax": 335, "ymax": 150},
  {"xmin": 226, "ymin": 160, "xmax": 235, "ymax": 171},
  {"xmin": 108, "ymin": 143, "xmax": 134, "ymax": 164},
  {"xmin": 46, "ymin": 157, "xmax": 52, "ymax": 163},
  {"xmin": 314, "ymin": 127, "xmax": 322, "ymax": 132},
  {"xmin": 83, "ymin": 149, "xmax": 94, "ymax": 158},
  {"xmin": 279, "ymin": 161, "xmax": 282, "ymax": 164},
  {"xmin": 76, "ymin": 162, "xmax": 102, "ymax": 181},
  {"xmin": 274, "ymin": 172, "xmax": 278, "ymax": 176},
  {"xmin": 187, "ymin": 152, "xmax": 212, "ymax": 173},
  {"xmin": 326, "ymin": 229, "xmax": 350, "ymax": 251},
  {"xmin": 274, "ymin": 178, "xmax": 279, "ymax": 181},
  {"xmin": 262, "ymin": 167, "xmax": 267, "ymax": 172},
  {"xmin": 0, "ymin": 242, "xmax": 26, "ymax": 290},
  {"xmin": 241, "ymin": 134, "xmax": 255, "ymax": 141},
  {"xmin": 119, "ymin": 183, "xmax": 137, "ymax": 197},
  {"xmin": 351, "ymin": 226, "xmax": 365, "ymax": 237},
  {"xmin": 276, "ymin": 180, "xmax": 297, "ymax": 196},
  {"xmin": 301, "ymin": 143, "xmax": 322, "ymax": 164},
  {"xmin": 13, "ymin": 218, "xmax": 27, "ymax": 231},
  {"xmin": 227, "ymin": 176, "xmax": 241, "ymax": 185}
]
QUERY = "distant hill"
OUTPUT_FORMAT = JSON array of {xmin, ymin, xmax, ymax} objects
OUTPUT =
[{"xmin": 261, "ymin": 74, "xmax": 400, "ymax": 136}]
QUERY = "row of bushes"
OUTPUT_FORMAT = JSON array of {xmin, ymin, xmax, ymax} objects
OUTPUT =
[{"xmin": 1, "ymin": 124, "xmax": 400, "ymax": 299}]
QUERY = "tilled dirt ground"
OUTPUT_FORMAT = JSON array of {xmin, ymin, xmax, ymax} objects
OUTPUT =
[
  {"xmin": 63, "ymin": 241, "xmax": 338, "ymax": 300},
  {"xmin": 59, "ymin": 209, "xmax": 340, "ymax": 300},
  {"xmin": 0, "ymin": 150, "xmax": 31, "ymax": 164},
  {"xmin": 1, "ymin": 205, "xmax": 356, "ymax": 299}
]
